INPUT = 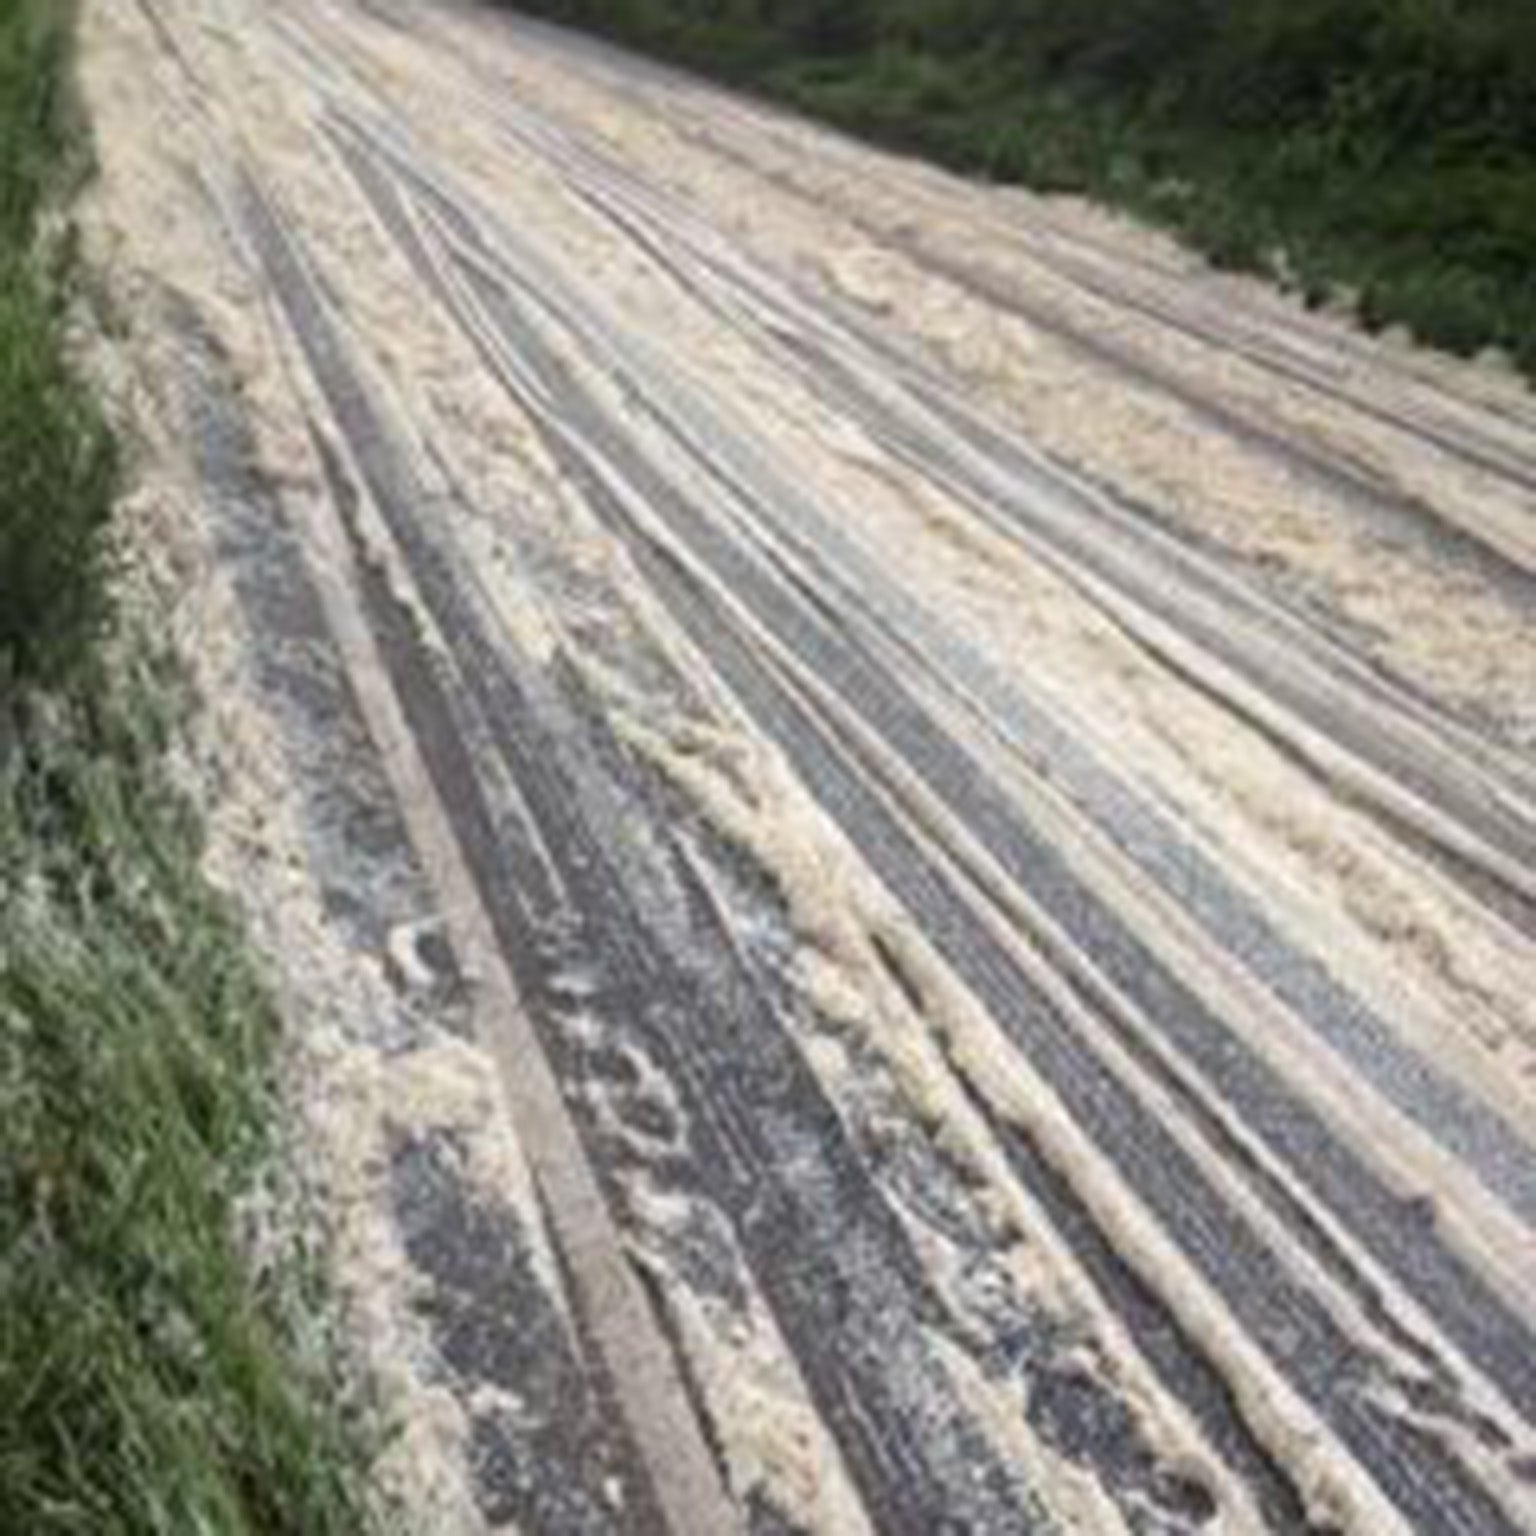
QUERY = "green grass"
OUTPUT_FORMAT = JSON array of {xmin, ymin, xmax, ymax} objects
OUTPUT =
[
  {"xmin": 0, "ymin": 264, "xmax": 116, "ymax": 685},
  {"xmin": 770, "ymin": 51, "xmax": 1536, "ymax": 374},
  {"xmin": 1, "ymin": 0, "xmax": 112, "ymax": 686},
  {"xmin": 1, "ymin": 0, "xmax": 379, "ymax": 1530},
  {"xmin": 0, "ymin": 663, "xmax": 372, "ymax": 1536}
]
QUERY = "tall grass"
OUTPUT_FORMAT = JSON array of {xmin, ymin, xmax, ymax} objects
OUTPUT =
[
  {"xmin": 0, "ymin": 665, "xmax": 370, "ymax": 1536},
  {"xmin": 0, "ymin": 0, "xmax": 112, "ymax": 686},
  {"xmin": 1, "ymin": 1, "xmax": 378, "ymax": 1530},
  {"xmin": 0, "ymin": 266, "xmax": 116, "ymax": 684}
]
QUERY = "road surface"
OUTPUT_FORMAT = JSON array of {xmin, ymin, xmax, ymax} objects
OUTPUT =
[{"xmin": 82, "ymin": 1, "xmax": 1536, "ymax": 1532}]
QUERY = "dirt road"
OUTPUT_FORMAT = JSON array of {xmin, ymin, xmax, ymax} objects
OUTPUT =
[{"xmin": 81, "ymin": 1, "xmax": 1536, "ymax": 1531}]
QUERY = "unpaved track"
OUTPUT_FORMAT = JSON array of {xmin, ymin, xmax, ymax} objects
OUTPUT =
[{"xmin": 83, "ymin": 1, "xmax": 1536, "ymax": 1532}]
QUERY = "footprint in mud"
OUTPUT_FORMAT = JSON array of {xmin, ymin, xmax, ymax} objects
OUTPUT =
[
  {"xmin": 571, "ymin": 1029, "xmax": 694, "ymax": 1168},
  {"xmin": 384, "ymin": 918, "xmax": 464, "ymax": 1002}
]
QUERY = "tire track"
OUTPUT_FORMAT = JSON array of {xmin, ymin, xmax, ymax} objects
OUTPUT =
[
  {"xmin": 520, "ymin": 121, "xmax": 1536, "ymax": 923},
  {"xmin": 156, "ymin": 278, "xmax": 672, "ymax": 1532},
  {"xmin": 312, "ymin": 130, "xmax": 1533, "ymax": 1530},
  {"xmin": 325, "ymin": 123, "xmax": 1536, "ymax": 1406},
  {"xmin": 495, "ymin": 24, "xmax": 1536, "ymax": 527},
  {"xmin": 239, "ymin": 167, "xmax": 1080, "ymax": 1536},
  {"xmin": 99, "ymin": 5, "xmax": 1536, "ymax": 1530}
]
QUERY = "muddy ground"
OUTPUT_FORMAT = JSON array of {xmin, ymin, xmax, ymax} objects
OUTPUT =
[{"xmin": 80, "ymin": 1, "xmax": 1536, "ymax": 1531}]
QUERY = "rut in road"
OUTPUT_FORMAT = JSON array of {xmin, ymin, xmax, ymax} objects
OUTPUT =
[
  {"xmin": 83, "ymin": 1, "xmax": 1536, "ymax": 1532},
  {"xmin": 306, "ymin": 120, "xmax": 1532, "ymax": 1529}
]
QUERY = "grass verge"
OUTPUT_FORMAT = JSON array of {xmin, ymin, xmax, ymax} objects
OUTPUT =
[
  {"xmin": 771, "ymin": 45, "xmax": 1536, "ymax": 377},
  {"xmin": 1, "ymin": 1, "xmax": 376, "ymax": 1529},
  {"xmin": 0, "ymin": 662, "xmax": 371, "ymax": 1535},
  {"xmin": 1, "ymin": 0, "xmax": 113, "ymax": 683}
]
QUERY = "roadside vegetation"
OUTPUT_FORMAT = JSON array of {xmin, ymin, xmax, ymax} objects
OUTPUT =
[
  {"xmin": 508, "ymin": 0, "xmax": 1536, "ymax": 378},
  {"xmin": 1, "ymin": 1, "xmax": 374, "ymax": 1530}
]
